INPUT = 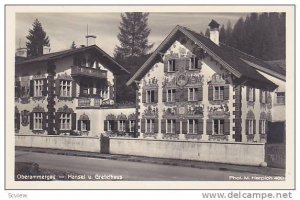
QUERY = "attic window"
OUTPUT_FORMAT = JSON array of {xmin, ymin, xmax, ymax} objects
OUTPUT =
[
  {"xmin": 168, "ymin": 59, "xmax": 176, "ymax": 72},
  {"xmin": 189, "ymin": 57, "xmax": 199, "ymax": 70}
]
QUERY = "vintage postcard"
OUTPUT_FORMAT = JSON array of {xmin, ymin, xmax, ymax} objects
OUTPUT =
[{"xmin": 5, "ymin": 5, "xmax": 295, "ymax": 189}]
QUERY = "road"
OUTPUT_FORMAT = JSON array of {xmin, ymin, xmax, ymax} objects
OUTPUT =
[{"xmin": 15, "ymin": 150, "xmax": 271, "ymax": 181}]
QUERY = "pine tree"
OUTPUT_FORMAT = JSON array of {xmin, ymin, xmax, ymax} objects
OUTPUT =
[
  {"xmin": 70, "ymin": 41, "xmax": 77, "ymax": 49},
  {"xmin": 26, "ymin": 19, "xmax": 50, "ymax": 57},
  {"xmin": 225, "ymin": 20, "xmax": 233, "ymax": 45},
  {"xmin": 219, "ymin": 25, "xmax": 226, "ymax": 43},
  {"xmin": 204, "ymin": 28, "xmax": 210, "ymax": 37},
  {"xmin": 114, "ymin": 12, "xmax": 153, "ymax": 60}
]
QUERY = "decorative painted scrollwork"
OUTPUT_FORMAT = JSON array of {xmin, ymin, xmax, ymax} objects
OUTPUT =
[
  {"xmin": 207, "ymin": 103, "xmax": 230, "ymax": 118},
  {"xmin": 57, "ymin": 105, "xmax": 74, "ymax": 113}
]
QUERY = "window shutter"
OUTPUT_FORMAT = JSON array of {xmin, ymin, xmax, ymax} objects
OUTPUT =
[
  {"xmin": 15, "ymin": 81, "xmax": 21, "ymax": 98},
  {"xmin": 224, "ymin": 119, "xmax": 230, "ymax": 135},
  {"xmin": 72, "ymin": 80, "xmax": 77, "ymax": 97},
  {"xmin": 175, "ymin": 89, "xmax": 180, "ymax": 102},
  {"xmin": 55, "ymin": 79, "xmax": 60, "ymax": 97},
  {"xmin": 196, "ymin": 58, "xmax": 202, "ymax": 69},
  {"xmin": 266, "ymin": 121, "xmax": 269, "ymax": 134},
  {"xmin": 206, "ymin": 119, "xmax": 213, "ymax": 135},
  {"xmin": 87, "ymin": 120, "xmax": 90, "ymax": 131},
  {"xmin": 16, "ymin": 113, "xmax": 20, "ymax": 130},
  {"xmin": 42, "ymin": 79, "xmax": 47, "ymax": 96},
  {"xmin": 142, "ymin": 90, "xmax": 146, "ymax": 103},
  {"xmin": 265, "ymin": 91, "xmax": 269, "ymax": 103},
  {"xmin": 154, "ymin": 119, "xmax": 159, "ymax": 133},
  {"xmin": 253, "ymin": 88, "xmax": 256, "ymax": 102},
  {"xmin": 259, "ymin": 90, "xmax": 262, "ymax": 103},
  {"xmin": 29, "ymin": 112, "xmax": 34, "ymax": 130},
  {"xmin": 126, "ymin": 120, "xmax": 130, "ymax": 132},
  {"xmin": 114, "ymin": 120, "xmax": 118, "ymax": 131},
  {"xmin": 109, "ymin": 85, "xmax": 113, "ymax": 99},
  {"xmin": 164, "ymin": 60, "xmax": 168, "ymax": 73},
  {"xmin": 175, "ymin": 58, "xmax": 181, "ymax": 71},
  {"xmin": 154, "ymin": 89, "xmax": 158, "ymax": 103},
  {"xmin": 253, "ymin": 120, "xmax": 256, "ymax": 134},
  {"xmin": 208, "ymin": 84, "xmax": 213, "ymax": 101},
  {"xmin": 246, "ymin": 87, "xmax": 249, "ymax": 101},
  {"xmin": 259, "ymin": 120, "xmax": 262, "ymax": 134},
  {"xmin": 42, "ymin": 113, "xmax": 47, "ymax": 130},
  {"xmin": 141, "ymin": 119, "xmax": 145, "ymax": 133},
  {"xmin": 185, "ymin": 58, "xmax": 190, "ymax": 70},
  {"xmin": 176, "ymin": 120, "xmax": 180, "ymax": 134},
  {"xmin": 78, "ymin": 120, "xmax": 81, "ymax": 131},
  {"xmin": 184, "ymin": 87, "xmax": 189, "ymax": 101},
  {"xmin": 245, "ymin": 119, "xmax": 249, "ymax": 135},
  {"xmin": 198, "ymin": 86, "xmax": 203, "ymax": 101},
  {"xmin": 30, "ymin": 80, "xmax": 34, "ymax": 97},
  {"xmin": 55, "ymin": 112, "xmax": 60, "ymax": 131},
  {"xmin": 198, "ymin": 119, "xmax": 203, "ymax": 134},
  {"xmin": 71, "ymin": 113, "xmax": 76, "ymax": 130},
  {"xmin": 161, "ymin": 119, "xmax": 166, "ymax": 133},
  {"xmin": 182, "ymin": 120, "xmax": 187, "ymax": 134},
  {"xmin": 104, "ymin": 120, "xmax": 107, "ymax": 131},
  {"xmin": 162, "ymin": 88, "xmax": 167, "ymax": 102},
  {"xmin": 224, "ymin": 85, "xmax": 229, "ymax": 100},
  {"xmin": 90, "ymin": 84, "xmax": 94, "ymax": 95}
]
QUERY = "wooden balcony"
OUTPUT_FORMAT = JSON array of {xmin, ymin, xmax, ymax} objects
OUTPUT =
[{"xmin": 71, "ymin": 66, "xmax": 107, "ymax": 79}]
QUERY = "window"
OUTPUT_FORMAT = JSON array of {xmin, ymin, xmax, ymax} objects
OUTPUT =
[
  {"xmin": 248, "ymin": 87, "xmax": 254, "ymax": 102},
  {"xmin": 188, "ymin": 119, "xmax": 198, "ymax": 134},
  {"xmin": 259, "ymin": 120, "xmax": 266, "ymax": 134},
  {"xmin": 34, "ymin": 79, "xmax": 44, "ymax": 97},
  {"xmin": 129, "ymin": 120, "xmax": 135, "ymax": 132},
  {"xmin": 146, "ymin": 119, "xmax": 154, "ymax": 133},
  {"xmin": 81, "ymin": 120, "xmax": 88, "ymax": 131},
  {"xmin": 107, "ymin": 120, "xmax": 114, "ymax": 131},
  {"xmin": 247, "ymin": 119, "xmax": 255, "ymax": 135},
  {"xmin": 168, "ymin": 59, "xmax": 176, "ymax": 72},
  {"xmin": 166, "ymin": 119, "xmax": 176, "ymax": 133},
  {"xmin": 81, "ymin": 82, "xmax": 93, "ymax": 95},
  {"xmin": 118, "ymin": 120, "xmax": 126, "ymax": 132},
  {"xmin": 167, "ymin": 89, "xmax": 176, "ymax": 102},
  {"xmin": 261, "ymin": 90, "xmax": 267, "ymax": 103},
  {"xmin": 60, "ymin": 113, "xmax": 71, "ymax": 130},
  {"xmin": 34, "ymin": 113, "xmax": 43, "ymax": 130},
  {"xmin": 60, "ymin": 80, "xmax": 72, "ymax": 97},
  {"xmin": 213, "ymin": 119, "xmax": 224, "ymax": 135},
  {"xmin": 214, "ymin": 86, "xmax": 224, "ymax": 100},
  {"xmin": 189, "ymin": 57, "xmax": 199, "ymax": 70},
  {"xmin": 188, "ymin": 88, "xmax": 198, "ymax": 101},
  {"xmin": 276, "ymin": 92, "xmax": 285, "ymax": 105},
  {"xmin": 146, "ymin": 90, "xmax": 155, "ymax": 103}
]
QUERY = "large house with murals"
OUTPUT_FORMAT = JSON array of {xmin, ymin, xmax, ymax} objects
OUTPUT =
[
  {"xmin": 15, "ymin": 20, "xmax": 286, "ymax": 145},
  {"xmin": 15, "ymin": 42, "xmax": 136, "ymax": 137},
  {"xmin": 127, "ymin": 20, "xmax": 286, "ymax": 143}
]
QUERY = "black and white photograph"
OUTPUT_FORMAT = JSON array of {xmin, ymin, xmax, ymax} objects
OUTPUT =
[{"xmin": 4, "ymin": 5, "xmax": 295, "ymax": 190}]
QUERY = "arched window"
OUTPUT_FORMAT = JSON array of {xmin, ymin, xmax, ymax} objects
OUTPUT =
[
  {"xmin": 246, "ymin": 110, "xmax": 256, "ymax": 135},
  {"xmin": 78, "ymin": 114, "xmax": 90, "ymax": 131}
]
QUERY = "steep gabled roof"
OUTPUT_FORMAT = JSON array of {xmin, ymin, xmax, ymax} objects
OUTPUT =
[
  {"xmin": 127, "ymin": 25, "xmax": 281, "ymax": 89},
  {"xmin": 16, "ymin": 45, "xmax": 129, "ymax": 74}
]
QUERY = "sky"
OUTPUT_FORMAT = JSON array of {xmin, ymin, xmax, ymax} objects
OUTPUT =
[{"xmin": 15, "ymin": 12, "xmax": 249, "ymax": 56}]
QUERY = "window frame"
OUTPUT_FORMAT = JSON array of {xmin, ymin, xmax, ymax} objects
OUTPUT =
[
  {"xmin": 33, "ymin": 112, "xmax": 43, "ymax": 130},
  {"xmin": 34, "ymin": 79, "xmax": 44, "ymax": 97},
  {"xmin": 248, "ymin": 119, "xmax": 255, "ymax": 135},
  {"xmin": 60, "ymin": 113, "xmax": 72, "ymax": 130},
  {"xmin": 118, "ymin": 120, "xmax": 126, "ymax": 132},
  {"xmin": 260, "ymin": 120, "xmax": 266, "ymax": 134},
  {"xmin": 213, "ymin": 119, "xmax": 225, "ymax": 135},
  {"xmin": 188, "ymin": 88, "xmax": 198, "ymax": 101},
  {"xmin": 167, "ymin": 89, "xmax": 176, "ymax": 102},
  {"xmin": 146, "ymin": 90, "xmax": 155, "ymax": 103},
  {"xmin": 129, "ymin": 120, "xmax": 135, "ymax": 132},
  {"xmin": 276, "ymin": 92, "xmax": 285, "ymax": 105},
  {"xmin": 189, "ymin": 57, "xmax": 198, "ymax": 70},
  {"xmin": 166, "ymin": 119, "xmax": 176, "ymax": 134},
  {"xmin": 248, "ymin": 87, "xmax": 254, "ymax": 102},
  {"xmin": 188, "ymin": 119, "xmax": 198, "ymax": 134},
  {"xmin": 261, "ymin": 90, "xmax": 267, "ymax": 103},
  {"xmin": 146, "ymin": 119, "xmax": 154, "ymax": 133},
  {"xmin": 60, "ymin": 80, "xmax": 72, "ymax": 97},
  {"xmin": 168, "ymin": 59, "xmax": 176, "ymax": 72},
  {"xmin": 213, "ymin": 86, "xmax": 224, "ymax": 101}
]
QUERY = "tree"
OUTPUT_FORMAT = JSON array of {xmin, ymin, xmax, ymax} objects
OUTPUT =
[
  {"xmin": 114, "ymin": 12, "xmax": 153, "ymax": 60},
  {"xmin": 204, "ymin": 28, "xmax": 210, "ymax": 37},
  {"xmin": 26, "ymin": 19, "xmax": 50, "ymax": 57},
  {"xmin": 70, "ymin": 41, "xmax": 77, "ymax": 49},
  {"xmin": 219, "ymin": 25, "xmax": 226, "ymax": 43}
]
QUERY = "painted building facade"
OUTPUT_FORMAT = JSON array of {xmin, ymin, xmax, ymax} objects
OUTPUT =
[
  {"xmin": 127, "ymin": 21, "xmax": 286, "ymax": 143},
  {"xmin": 15, "ymin": 45, "xmax": 136, "ymax": 137}
]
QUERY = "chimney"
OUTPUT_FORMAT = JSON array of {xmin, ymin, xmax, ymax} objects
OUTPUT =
[
  {"xmin": 86, "ymin": 35, "xmax": 96, "ymax": 46},
  {"xmin": 208, "ymin": 19, "xmax": 220, "ymax": 45},
  {"xmin": 43, "ymin": 45, "xmax": 51, "ymax": 54},
  {"xmin": 15, "ymin": 48, "xmax": 27, "ymax": 58}
]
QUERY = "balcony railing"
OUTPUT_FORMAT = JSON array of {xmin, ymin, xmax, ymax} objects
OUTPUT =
[
  {"xmin": 78, "ymin": 97, "xmax": 113, "ymax": 108},
  {"xmin": 71, "ymin": 66, "xmax": 107, "ymax": 79}
]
